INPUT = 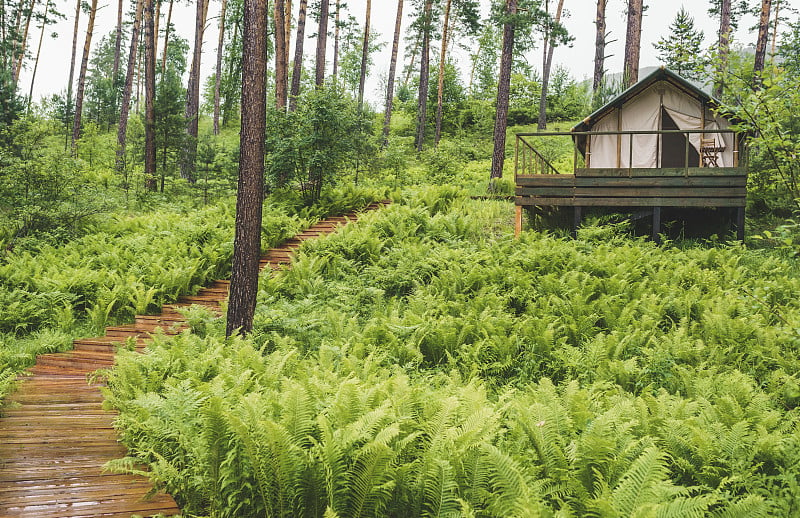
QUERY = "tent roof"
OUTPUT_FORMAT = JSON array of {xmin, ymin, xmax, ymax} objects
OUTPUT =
[{"xmin": 571, "ymin": 67, "xmax": 730, "ymax": 133}]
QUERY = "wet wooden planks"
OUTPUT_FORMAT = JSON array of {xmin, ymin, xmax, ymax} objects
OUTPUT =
[{"xmin": 0, "ymin": 201, "xmax": 388, "ymax": 518}]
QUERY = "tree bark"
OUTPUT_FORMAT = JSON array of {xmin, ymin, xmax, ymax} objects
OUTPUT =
[
  {"xmin": 112, "ymin": 0, "xmax": 123, "ymax": 81},
  {"xmin": 356, "ymin": 0, "xmax": 370, "ymax": 112},
  {"xmin": 332, "ymin": 0, "xmax": 339, "ymax": 79},
  {"xmin": 623, "ymin": 0, "xmax": 643, "ymax": 87},
  {"xmin": 214, "ymin": 0, "xmax": 228, "ymax": 131},
  {"xmin": 713, "ymin": 0, "xmax": 731, "ymax": 98},
  {"xmin": 26, "ymin": 0, "xmax": 48, "ymax": 107},
  {"xmin": 284, "ymin": 0, "xmax": 291, "ymax": 67},
  {"xmin": 227, "ymin": 0, "xmax": 267, "ymax": 337},
  {"xmin": 274, "ymin": 0, "xmax": 287, "ymax": 107},
  {"xmin": 143, "ymin": 0, "xmax": 156, "ymax": 190},
  {"xmin": 161, "ymin": 0, "xmax": 173, "ymax": 73},
  {"xmin": 315, "ymin": 0, "xmax": 329, "ymax": 86},
  {"xmin": 489, "ymin": 0, "xmax": 516, "ymax": 180},
  {"xmin": 770, "ymin": 0, "xmax": 779, "ymax": 58},
  {"xmin": 414, "ymin": 0, "xmax": 432, "ymax": 152},
  {"xmin": 115, "ymin": 0, "xmax": 142, "ymax": 173},
  {"xmin": 71, "ymin": 0, "xmax": 97, "ymax": 151},
  {"xmin": 153, "ymin": 0, "xmax": 160, "ymax": 64},
  {"xmin": 180, "ymin": 0, "xmax": 207, "ymax": 182},
  {"xmin": 434, "ymin": 0, "xmax": 450, "ymax": 146},
  {"xmin": 11, "ymin": 0, "xmax": 35, "ymax": 85},
  {"xmin": 66, "ymin": 0, "xmax": 80, "ymax": 111},
  {"xmin": 753, "ymin": 0, "xmax": 771, "ymax": 88},
  {"xmin": 382, "ymin": 0, "xmax": 403, "ymax": 146},
  {"xmin": 537, "ymin": 0, "xmax": 565, "ymax": 130},
  {"xmin": 592, "ymin": 0, "xmax": 606, "ymax": 101},
  {"xmin": 289, "ymin": 0, "xmax": 306, "ymax": 111}
]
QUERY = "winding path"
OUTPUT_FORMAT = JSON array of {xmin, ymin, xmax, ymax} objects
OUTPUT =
[{"xmin": 0, "ymin": 202, "xmax": 387, "ymax": 517}]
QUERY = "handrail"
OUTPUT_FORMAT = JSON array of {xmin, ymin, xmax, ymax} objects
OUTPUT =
[
  {"xmin": 514, "ymin": 128, "xmax": 745, "ymax": 180},
  {"xmin": 516, "ymin": 136, "xmax": 561, "ymax": 176}
]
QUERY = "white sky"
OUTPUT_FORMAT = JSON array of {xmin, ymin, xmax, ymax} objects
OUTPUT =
[{"xmin": 18, "ymin": 0, "xmax": 766, "ymax": 107}]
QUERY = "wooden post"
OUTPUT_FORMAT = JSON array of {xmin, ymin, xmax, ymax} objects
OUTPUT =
[
  {"xmin": 514, "ymin": 135, "xmax": 519, "ymax": 178},
  {"xmin": 616, "ymin": 107, "xmax": 622, "ymax": 168},
  {"xmin": 652, "ymin": 206, "xmax": 661, "ymax": 243},
  {"xmin": 515, "ymin": 205, "xmax": 523, "ymax": 237},
  {"xmin": 684, "ymin": 133, "xmax": 690, "ymax": 177},
  {"xmin": 737, "ymin": 206, "xmax": 745, "ymax": 241},
  {"xmin": 573, "ymin": 206, "xmax": 582, "ymax": 237}
]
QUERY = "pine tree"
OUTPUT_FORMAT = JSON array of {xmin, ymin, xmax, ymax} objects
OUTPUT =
[{"xmin": 653, "ymin": 7, "xmax": 706, "ymax": 81}]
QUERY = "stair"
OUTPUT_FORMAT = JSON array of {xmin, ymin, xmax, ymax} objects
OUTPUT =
[{"xmin": 0, "ymin": 200, "xmax": 389, "ymax": 517}]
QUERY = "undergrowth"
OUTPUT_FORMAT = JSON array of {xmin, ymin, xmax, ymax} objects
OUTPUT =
[
  {"xmin": 0, "ymin": 185, "xmax": 384, "ymax": 402},
  {"xmin": 103, "ymin": 186, "xmax": 800, "ymax": 516}
]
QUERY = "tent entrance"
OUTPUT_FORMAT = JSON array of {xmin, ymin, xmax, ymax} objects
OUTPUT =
[{"xmin": 660, "ymin": 108, "xmax": 699, "ymax": 168}]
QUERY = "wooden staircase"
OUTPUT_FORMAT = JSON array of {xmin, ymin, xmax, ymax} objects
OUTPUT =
[{"xmin": 0, "ymin": 202, "xmax": 388, "ymax": 517}]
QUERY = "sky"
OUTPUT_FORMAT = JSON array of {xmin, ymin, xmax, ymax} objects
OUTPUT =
[{"xmin": 17, "ymin": 0, "xmax": 766, "ymax": 107}]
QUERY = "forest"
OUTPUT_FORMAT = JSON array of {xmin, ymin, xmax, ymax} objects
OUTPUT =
[{"xmin": 3, "ymin": 0, "xmax": 800, "ymax": 516}]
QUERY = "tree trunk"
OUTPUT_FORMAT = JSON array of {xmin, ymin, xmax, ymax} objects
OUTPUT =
[
  {"xmin": 592, "ymin": 0, "xmax": 606, "ymax": 100},
  {"xmin": 12, "ymin": 0, "xmax": 35, "ymax": 85},
  {"xmin": 489, "ymin": 0, "xmax": 516, "ymax": 180},
  {"xmin": 356, "ymin": 0, "xmax": 370, "ymax": 112},
  {"xmin": 289, "ymin": 0, "xmax": 306, "ymax": 111},
  {"xmin": 753, "ymin": 0, "xmax": 771, "ymax": 88},
  {"xmin": 71, "ymin": 0, "xmax": 97, "ymax": 151},
  {"xmin": 332, "ymin": 0, "xmax": 339, "ymax": 79},
  {"xmin": 213, "ymin": 0, "xmax": 228, "ymax": 131},
  {"xmin": 143, "ymin": 0, "xmax": 156, "ymax": 190},
  {"xmin": 403, "ymin": 33, "xmax": 420, "ymax": 87},
  {"xmin": 382, "ymin": 0, "xmax": 403, "ymax": 146},
  {"xmin": 180, "ymin": 0, "xmax": 207, "ymax": 182},
  {"xmin": 227, "ymin": 0, "xmax": 267, "ymax": 337},
  {"xmin": 115, "ymin": 0, "xmax": 142, "ymax": 173},
  {"xmin": 152, "ymin": 0, "xmax": 160, "ymax": 64},
  {"xmin": 26, "ymin": 0, "xmax": 48, "ymax": 107},
  {"xmin": 623, "ymin": 0, "xmax": 643, "ymax": 87},
  {"xmin": 284, "ymin": 0, "xmax": 291, "ymax": 67},
  {"xmin": 66, "ymin": 0, "xmax": 80, "ymax": 111},
  {"xmin": 434, "ymin": 0, "xmax": 450, "ymax": 146},
  {"xmin": 770, "ymin": 0, "xmax": 780, "ymax": 58},
  {"xmin": 112, "ymin": 0, "xmax": 123, "ymax": 81},
  {"xmin": 315, "ymin": 0, "xmax": 329, "ymax": 86},
  {"xmin": 414, "ymin": 0, "xmax": 432, "ymax": 152},
  {"xmin": 537, "ymin": 0, "xmax": 565, "ymax": 130},
  {"xmin": 161, "ymin": 0, "xmax": 173, "ymax": 73},
  {"xmin": 714, "ymin": 0, "xmax": 731, "ymax": 98},
  {"xmin": 274, "ymin": 0, "xmax": 287, "ymax": 108}
]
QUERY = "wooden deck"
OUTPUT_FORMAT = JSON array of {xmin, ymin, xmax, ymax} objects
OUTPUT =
[
  {"xmin": 515, "ymin": 168, "xmax": 748, "ymax": 240},
  {"xmin": 0, "ymin": 201, "xmax": 389, "ymax": 517}
]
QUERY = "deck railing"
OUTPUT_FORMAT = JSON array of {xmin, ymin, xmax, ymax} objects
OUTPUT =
[{"xmin": 515, "ymin": 129, "xmax": 745, "ymax": 179}]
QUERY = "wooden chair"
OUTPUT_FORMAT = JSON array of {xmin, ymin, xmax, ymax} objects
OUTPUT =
[{"xmin": 700, "ymin": 137, "xmax": 721, "ymax": 167}]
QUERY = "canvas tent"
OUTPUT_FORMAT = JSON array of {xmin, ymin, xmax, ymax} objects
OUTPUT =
[{"xmin": 572, "ymin": 68, "xmax": 737, "ymax": 169}]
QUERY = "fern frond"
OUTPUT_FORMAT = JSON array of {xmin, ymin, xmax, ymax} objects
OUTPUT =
[
  {"xmin": 611, "ymin": 446, "xmax": 671, "ymax": 516},
  {"xmin": 421, "ymin": 459, "xmax": 460, "ymax": 518}
]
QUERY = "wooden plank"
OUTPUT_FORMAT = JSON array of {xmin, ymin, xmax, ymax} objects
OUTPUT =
[
  {"xmin": 577, "ymin": 167, "xmax": 746, "ymax": 177},
  {"xmin": 572, "ymin": 187, "xmax": 746, "ymax": 197},
  {"xmin": 515, "ymin": 187, "xmax": 576, "ymax": 196},
  {"xmin": 515, "ymin": 174, "xmax": 575, "ymax": 187},
  {"xmin": 574, "ymin": 176, "xmax": 747, "ymax": 187},
  {"xmin": 567, "ymin": 197, "xmax": 746, "ymax": 207}
]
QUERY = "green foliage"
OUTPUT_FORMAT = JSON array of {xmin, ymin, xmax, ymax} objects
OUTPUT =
[
  {"xmin": 265, "ymin": 86, "xmax": 374, "ymax": 202},
  {"xmin": 103, "ymin": 188, "xmax": 800, "ymax": 516},
  {"xmin": 653, "ymin": 8, "xmax": 708, "ymax": 82}
]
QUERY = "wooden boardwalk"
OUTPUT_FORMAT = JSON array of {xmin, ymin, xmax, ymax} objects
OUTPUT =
[{"xmin": 0, "ymin": 202, "xmax": 387, "ymax": 517}]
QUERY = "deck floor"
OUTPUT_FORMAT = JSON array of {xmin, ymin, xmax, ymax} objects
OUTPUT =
[{"xmin": 0, "ymin": 202, "xmax": 388, "ymax": 517}]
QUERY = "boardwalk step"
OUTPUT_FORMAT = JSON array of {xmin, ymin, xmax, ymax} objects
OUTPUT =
[{"xmin": 0, "ymin": 202, "xmax": 390, "ymax": 517}]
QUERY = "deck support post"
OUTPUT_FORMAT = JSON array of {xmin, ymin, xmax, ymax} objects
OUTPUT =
[
  {"xmin": 736, "ymin": 206, "xmax": 745, "ymax": 241},
  {"xmin": 652, "ymin": 206, "xmax": 661, "ymax": 243},
  {"xmin": 515, "ymin": 205, "xmax": 523, "ymax": 237},
  {"xmin": 573, "ymin": 206, "xmax": 582, "ymax": 237}
]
